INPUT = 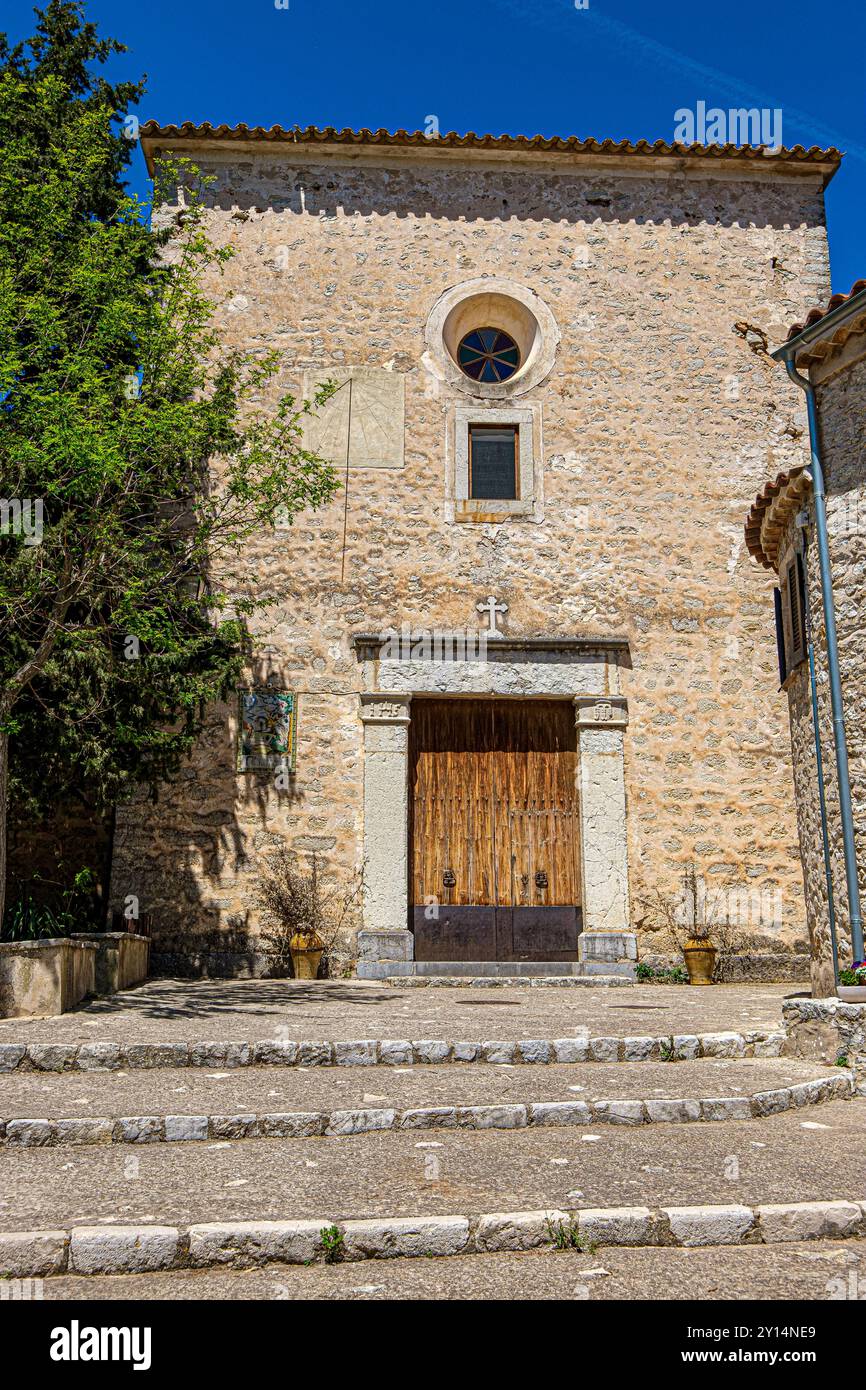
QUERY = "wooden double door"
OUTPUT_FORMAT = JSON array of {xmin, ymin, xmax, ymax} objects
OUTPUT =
[{"xmin": 410, "ymin": 699, "xmax": 582, "ymax": 962}]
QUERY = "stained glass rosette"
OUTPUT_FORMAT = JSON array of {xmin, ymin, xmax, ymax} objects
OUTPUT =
[{"xmin": 457, "ymin": 327, "xmax": 521, "ymax": 383}]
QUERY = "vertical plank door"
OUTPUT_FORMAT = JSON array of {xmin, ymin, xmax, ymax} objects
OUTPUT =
[{"xmin": 410, "ymin": 699, "xmax": 582, "ymax": 961}]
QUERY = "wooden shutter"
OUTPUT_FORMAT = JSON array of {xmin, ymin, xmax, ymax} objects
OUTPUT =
[
  {"xmin": 773, "ymin": 587, "xmax": 788, "ymax": 687},
  {"xmin": 786, "ymin": 555, "xmax": 807, "ymax": 669}
]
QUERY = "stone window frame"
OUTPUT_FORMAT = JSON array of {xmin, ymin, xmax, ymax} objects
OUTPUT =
[
  {"xmin": 424, "ymin": 277, "xmax": 560, "ymax": 402},
  {"xmin": 448, "ymin": 403, "xmax": 543, "ymax": 524}
]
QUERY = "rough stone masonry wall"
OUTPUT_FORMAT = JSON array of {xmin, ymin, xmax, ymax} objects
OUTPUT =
[
  {"xmin": 788, "ymin": 337, "xmax": 866, "ymax": 991},
  {"xmin": 781, "ymin": 505, "xmax": 833, "ymax": 996},
  {"xmin": 110, "ymin": 148, "xmax": 831, "ymax": 973}
]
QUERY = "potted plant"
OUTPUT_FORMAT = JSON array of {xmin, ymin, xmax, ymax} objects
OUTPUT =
[
  {"xmin": 682, "ymin": 922, "xmax": 718, "ymax": 987},
  {"xmin": 636, "ymin": 862, "xmax": 733, "ymax": 986},
  {"xmin": 837, "ymin": 962, "xmax": 866, "ymax": 1003},
  {"xmin": 255, "ymin": 849, "xmax": 363, "ymax": 980},
  {"xmin": 679, "ymin": 864, "xmax": 717, "ymax": 986}
]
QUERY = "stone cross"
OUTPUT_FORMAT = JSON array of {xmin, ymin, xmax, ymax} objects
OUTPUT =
[{"xmin": 476, "ymin": 595, "xmax": 508, "ymax": 638}]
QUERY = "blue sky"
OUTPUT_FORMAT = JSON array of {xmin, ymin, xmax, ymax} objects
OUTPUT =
[{"xmin": 10, "ymin": 0, "xmax": 865, "ymax": 300}]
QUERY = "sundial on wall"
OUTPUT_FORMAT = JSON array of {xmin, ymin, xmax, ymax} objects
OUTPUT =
[{"xmin": 302, "ymin": 366, "xmax": 405, "ymax": 470}]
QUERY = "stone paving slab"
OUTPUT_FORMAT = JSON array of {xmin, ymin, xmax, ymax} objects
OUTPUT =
[
  {"xmin": 0, "ymin": 1057, "xmax": 839, "ymax": 1121},
  {"xmin": 1, "ymin": 1098, "xmax": 863, "ymax": 1233},
  {"xmin": 0, "ymin": 979, "xmax": 798, "ymax": 1045},
  {"xmin": 37, "ymin": 1237, "xmax": 866, "ymax": 1301}
]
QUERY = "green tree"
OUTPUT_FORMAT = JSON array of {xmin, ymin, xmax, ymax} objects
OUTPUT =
[{"xmin": 0, "ymin": 1, "xmax": 339, "ymax": 928}]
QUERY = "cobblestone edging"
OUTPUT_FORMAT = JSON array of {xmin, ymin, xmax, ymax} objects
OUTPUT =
[
  {"xmin": 3, "ymin": 1198, "xmax": 865, "ymax": 1277},
  {"xmin": 0, "ymin": 1072, "xmax": 853, "ymax": 1149},
  {"xmin": 0, "ymin": 1029, "xmax": 787, "ymax": 1074}
]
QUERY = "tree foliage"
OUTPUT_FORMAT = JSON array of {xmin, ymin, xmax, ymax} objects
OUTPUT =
[{"xmin": 0, "ymin": 2, "xmax": 339, "ymax": 920}]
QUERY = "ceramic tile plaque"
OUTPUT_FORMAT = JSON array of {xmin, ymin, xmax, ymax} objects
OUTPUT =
[{"xmin": 237, "ymin": 688, "xmax": 297, "ymax": 772}]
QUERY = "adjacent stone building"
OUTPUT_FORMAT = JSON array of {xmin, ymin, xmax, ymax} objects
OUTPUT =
[
  {"xmin": 110, "ymin": 124, "xmax": 840, "ymax": 978},
  {"xmin": 745, "ymin": 280, "xmax": 866, "ymax": 996}
]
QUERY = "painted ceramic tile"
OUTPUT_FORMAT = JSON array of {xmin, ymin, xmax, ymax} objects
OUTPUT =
[{"xmin": 237, "ymin": 688, "xmax": 297, "ymax": 772}]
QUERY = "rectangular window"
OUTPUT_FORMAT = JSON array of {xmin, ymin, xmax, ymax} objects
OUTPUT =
[{"xmin": 468, "ymin": 424, "xmax": 519, "ymax": 500}]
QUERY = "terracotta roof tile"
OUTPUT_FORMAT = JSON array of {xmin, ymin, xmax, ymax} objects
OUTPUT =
[
  {"xmin": 138, "ymin": 122, "xmax": 841, "ymax": 172},
  {"xmin": 744, "ymin": 465, "xmax": 812, "ymax": 571},
  {"xmin": 780, "ymin": 280, "xmax": 866, "ymax": 367},
  {"xmin": 786, "ymin": 279, "xmax": 866, "ymax": 342}
]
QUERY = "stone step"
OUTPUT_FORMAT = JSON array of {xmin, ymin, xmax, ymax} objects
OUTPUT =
[
  {"xmin": 1, "ymin": 1071, "xmax": 853, "ymax": 1150},
  {"xmin": 0, "ymin": 1050, "xmax": 839, "ymax": 1117},
  {"xmin": 0, "ymin": 1028, "xmax": 787, "ymax": 1073},
  {"xmin": 4, "ymin": 1197, "xmax": 866, "ymax": 1279},
  {"xmin": 361, "ymin": 960, "xmax": 635, "ymax": 981},
  {"xmin": 2, "ymin": 1097, "xmax": 863, "ymax": 1234},
  {"xmin": 1, "ymin": 1068, "xmax": 852, "ymax": 1150},
  {"xmin": 382, "ymin": 971, "xmax": 634, "ymax": 986},
  {"xmin": 38, "ymin": 1236, "xmax": 866, "ymax": 1302},
  {"xmin": 0, "ymin": 1056, "xmax": 844, "ymax": 1132}
]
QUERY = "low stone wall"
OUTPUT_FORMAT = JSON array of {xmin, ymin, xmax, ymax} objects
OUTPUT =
[
  {"xmin": 0, "ymin": 940, "xmax": 97, "ymax": 1019},
  {"xmin": 717, "ymin": 953, "xmax": 811, "ymax": 984},
  {"xmin": 71, "ymin": 933, "xmax": 150, "ymax": 995},
  {"xmin": 641, "ymin": 951, "xmax": 810, "ymax": 984},
  {"xmin": 782, "ymin": 998, "xmax": 866, "ymax": 1064},
  {"xmin": 149, "ymin": 947, "xmax": 269, "ymax": 979}
]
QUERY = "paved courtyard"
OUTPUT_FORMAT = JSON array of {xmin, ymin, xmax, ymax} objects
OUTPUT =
[
  {"xmin": 0, "ymin": 978, "xmax": 800, "ymax": 1045},
  {"xmin": 0, "ymin": 976, "xmax": 861, "ymax": 1304}
]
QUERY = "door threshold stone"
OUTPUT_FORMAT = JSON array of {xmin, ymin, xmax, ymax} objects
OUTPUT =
[{"xmin": 358, "ymin": 960, "xmax": 635, "ymax": 982}]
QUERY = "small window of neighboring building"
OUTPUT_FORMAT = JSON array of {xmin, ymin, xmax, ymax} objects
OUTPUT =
[
  {"xmin": 468, "ymin": 424, "xmax": 519, "ymax": 500},
  {"xmin": 777, "ymin": 551, "xmax": 808, "ymax": 679},
  {"xmin": 773, "ymin": 587, "xmax": 787, "ymax": 687}
]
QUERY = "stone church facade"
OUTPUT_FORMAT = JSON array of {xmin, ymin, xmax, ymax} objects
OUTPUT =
[{"xmin": 112, "ymin": 124, "xmax": 839, "ymax": 977}]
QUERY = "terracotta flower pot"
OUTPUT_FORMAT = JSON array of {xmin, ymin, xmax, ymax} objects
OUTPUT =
[
  {"xmin": 682, "ymin": 937, "xmax": 717, "ymax": 986},
  {"xmin": 289, "ymin": 929, "xmax": 324, "ymax": 981}
]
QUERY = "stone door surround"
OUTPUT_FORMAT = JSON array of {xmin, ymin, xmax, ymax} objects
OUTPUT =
[{"xmin": 353, "ymin": 636, "xmax": 634, "ymax": 978}]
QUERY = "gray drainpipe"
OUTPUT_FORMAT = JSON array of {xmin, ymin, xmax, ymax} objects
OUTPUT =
[
  {"xmin": 781, "ymin": 357, "xmax": 863, "ymax": 963},
  {"xmin": 799, "ymin": 521, "xmax": 839, "ymax": 983}
]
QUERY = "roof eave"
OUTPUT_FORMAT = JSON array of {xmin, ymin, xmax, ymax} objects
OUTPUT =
[
  {"xmin": 772, "ymin": 286, "xmax": 866, "ymax": 366},
  {"xmin": 137, "ymin": 123, "xmax": 842, "ymax": 183}
]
